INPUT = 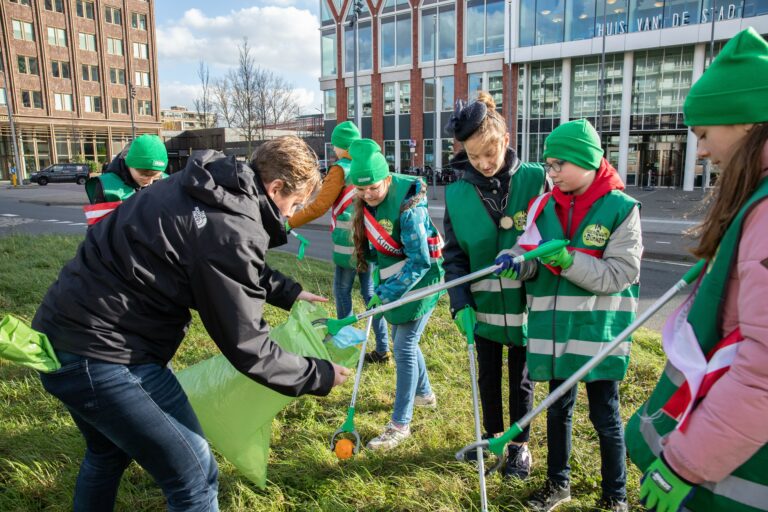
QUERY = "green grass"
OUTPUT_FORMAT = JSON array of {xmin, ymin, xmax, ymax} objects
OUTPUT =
[{"xmin": 0, "ymin": 234, "xmax": 665, "ymax": 511}]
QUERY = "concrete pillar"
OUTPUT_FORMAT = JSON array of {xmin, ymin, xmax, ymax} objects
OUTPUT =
[{"xmin": 618, "ymin": 51, "xmax": 634, "ymax": 185}]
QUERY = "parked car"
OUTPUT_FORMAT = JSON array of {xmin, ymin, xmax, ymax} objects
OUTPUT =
[{"xmin": 29, "ymin": 163, "xmax": 91, "ymax": 186}]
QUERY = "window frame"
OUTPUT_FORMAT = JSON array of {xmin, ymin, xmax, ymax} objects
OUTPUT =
[
  {"xmin": 51, "ymin": 60, "xmax": 71, "ymax": 79},
  {"xmin": 105, "ymin": 6, "xmax": 122, "ymax": 25},
  {"xmin": 78, "ymin": 32, "xmax": 97, "ymax": 52},
  {"xmin": 76, "ymin": 0, "xmax": 95, "ymax": 20}
]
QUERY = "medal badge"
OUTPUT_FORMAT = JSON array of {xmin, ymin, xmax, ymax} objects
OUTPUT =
[{"xmin": 499, "ymin": 215, "xmax": 514, "ymax": 230}]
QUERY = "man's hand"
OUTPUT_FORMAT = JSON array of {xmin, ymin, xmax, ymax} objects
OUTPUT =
[
  {"xmin": 297, "ymin": 291, "xmax": 328, "ymax": 303},
  {"xmin": 639, "ymin": 455, "xmax": 695, "ymax": 512},
  {"xmin": 331, "ymin": 362, "xmax": 352, "ymax": 387}
]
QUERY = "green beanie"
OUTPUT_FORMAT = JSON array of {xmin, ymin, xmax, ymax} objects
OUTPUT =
[
  {"xmin": 125, "ymin": 134, "xmax": 168, "ymax": 172},
  {"xmin": 331, "ymin": 121, "xmax": 361, "ymax": 150},
  {"xmin": 543, "ymin": 119, "xmax": 603, "ymax": 171},
  {"xmin": 348, "ymin": 139, "xmax": 390, "ymax": 186},
  {"xmin": 684, "ymin": 27, "xmax": 768, "ymax": 126}
]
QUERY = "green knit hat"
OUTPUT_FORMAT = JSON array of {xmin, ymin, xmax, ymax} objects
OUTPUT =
[
  {"xmin": 543, "ymin": 119, "xmax": 603, "ymax": 171},
  {"xmin": 125, "ymin": 134, "xmax": 167, "ymax": 172},
  {"xmin": 348, "ymin": 139, "xmax": 390, "ymax": 186},
  {"xmin": 684, "ymin": 27, "xmax": 768, "ymax": 127},
  {"xmin": 331, "ymin": 121, "xmax": 361, "ymax": 150}
]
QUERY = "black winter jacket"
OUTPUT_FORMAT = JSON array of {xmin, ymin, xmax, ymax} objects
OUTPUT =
[{"xmin": 33, "ymin": 150, "xmax": 335, "ymax": 397}]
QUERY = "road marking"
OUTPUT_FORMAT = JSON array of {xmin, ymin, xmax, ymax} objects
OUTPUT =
[
  {"xmin": 0, "ymin": 213, "xmax": 19, "ymax": 217},
  {"xmin": 55, "ymin": 221, "xmax": 72, "ymax": 224},
  {"xmin": 655, "ymin": 241, "xmax": 671, "ymax": 244},
  {"xmin": 70, "ymin": 223, "xmax": 87, "ymax": 226},
  {"xmin": 644, "ymin": 258, "xmax": 694, "ymax": 267},
  {"xmin": 642, "ymin": 218, "xmax": 698, "ymax": 226},
  {"xmin": 42, "ymin": 219, "xmax": 60, "ymax": 222}
]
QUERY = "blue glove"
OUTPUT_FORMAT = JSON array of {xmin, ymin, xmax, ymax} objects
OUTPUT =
[
  {"xmin": 494, "ymin": 251, "xmax": 521, "ymax": 277},
  {"xmin": 639, "ymin": 455, "xmax": 695, "ymax": 512}
]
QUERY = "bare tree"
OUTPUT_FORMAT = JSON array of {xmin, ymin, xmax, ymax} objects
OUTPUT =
[
  {"xmin": 266, "ymin": 74, "xmax": 301, "ymax": 126},
  {"xmin": 229, "ymin": 38, "xmax": 260, "ymax": 153},
  {"xmin": 213, "ymin": 77, "xmax": 236, "ymax": 128},
  {"xmin": 193, "ymin": 60, "xmax": 218, "ymax": 128}
]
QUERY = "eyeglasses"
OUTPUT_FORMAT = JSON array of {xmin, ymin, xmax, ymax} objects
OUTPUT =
[{"xmin": 543, "ymin": 160, "xmax": 567, "ymax": 174}]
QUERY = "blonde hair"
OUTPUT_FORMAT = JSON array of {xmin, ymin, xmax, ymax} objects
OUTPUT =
[
  {"xmin": 466, "ymin": 91, "xmax": 507, "ymax": 147},
  {"xmin": 691, "ymin": 123, "xmax": 768, "ymax": 259},
  {"xmin": 250, "ymin": 136, "xmax": 321, "ymax": 196}
]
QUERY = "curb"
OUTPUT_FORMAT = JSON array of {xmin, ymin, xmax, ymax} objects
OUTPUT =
[
  {"xmin": 642, "ymin": 250, "xmax": 696, "ymax": 264},
  {"xmin": 19, "ymin": 199, "xmax": 85, "ymax": 206}
]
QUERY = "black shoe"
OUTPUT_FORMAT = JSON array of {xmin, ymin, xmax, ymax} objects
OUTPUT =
[
  {"xmin": 527, "ymin": 480, "xmax": 571, "ymax": 512},
  {"xmin": 596, "ymin": 496, "xmax": 628, "ymax": 512},
  {"xmin": 364, "ymin": 350, "xmax": 390, "ymax": 364},
  {"xmin": 463, "ymin": 433, "xmax": 492, "ymax": 462},
  {"xmin": 503, "ymin": 443, "xmax": 532, "ymax": 479}
]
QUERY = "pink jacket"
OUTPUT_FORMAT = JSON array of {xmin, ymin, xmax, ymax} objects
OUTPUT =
[{"xmin": 664, "ymin": 149, "xmax": 768, "ymax": 484}]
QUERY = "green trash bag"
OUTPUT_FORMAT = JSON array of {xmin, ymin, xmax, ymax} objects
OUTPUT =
[
  {"xmin": 0, "ymin": 315, "xmax": 60, "ymax": 373},
  {"xmin": 177, "ymin": 300, "xmax": 361, "ymax": 488}
]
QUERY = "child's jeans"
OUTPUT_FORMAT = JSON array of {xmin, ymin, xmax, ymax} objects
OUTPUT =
[
  {"xmin": 391, "ymin": 308, "xmax": 434, "ymax": 425},
  {"xmin": 333, "ymin": 265, "xmax": 389, "ymax": 353},
  {"xmin": 546, "ymin": 379, "xmax": 627, "ymax": 501},
  {"xmin": 475, "ymin": 336, "xmax": 533, "ymax": 441}
]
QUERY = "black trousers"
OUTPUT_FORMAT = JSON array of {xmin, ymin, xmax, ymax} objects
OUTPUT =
[{"xmin": 475, "ymin": 335, "xmax": 534, "ymax": 442}]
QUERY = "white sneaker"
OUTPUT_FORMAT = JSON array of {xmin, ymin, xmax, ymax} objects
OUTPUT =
[
  {"xmin": 414, "ymin": 392, "xmax": 437, "ymax": 408},
  {"xmin": 366, "ymin": 422, "xmax": 411, "ymax": 451}
]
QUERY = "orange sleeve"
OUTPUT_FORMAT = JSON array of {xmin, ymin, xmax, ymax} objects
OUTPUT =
[{"xmin": 288, "ymin": 165, "xmax": 346, "ymax": 229}]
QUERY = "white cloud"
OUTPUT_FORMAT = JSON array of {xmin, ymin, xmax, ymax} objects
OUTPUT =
[{"xmin": 159, "ymin": 81, "xmax": 202, "ymax": 111}]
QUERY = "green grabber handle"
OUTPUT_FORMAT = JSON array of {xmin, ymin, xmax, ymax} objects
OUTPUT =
[
  {"xmin": 458, "ymin": 258, "xmax": 708, "ymax": 473},
  {"xmin": 318, "ymin": 240, "xmax": 571, "ymax": 335},
  {"xmin": 340, "ymin": 406, "xmax": 356, "ymax": 433},
  {"xmin": 290, "ymin": 231, "xmax": 310, "ymax": 260}
]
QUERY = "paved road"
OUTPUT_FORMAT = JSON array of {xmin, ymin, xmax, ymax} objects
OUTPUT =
[{"xmin": 0, "ymin": 186, "xmax": 88, "ymax": 235}]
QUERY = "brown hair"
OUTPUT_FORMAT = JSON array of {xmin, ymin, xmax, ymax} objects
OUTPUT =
[
  {"xmin": 691, "ymin": 123, "xmax": 768, "ymax": 259},
  {"xmin": 353, "ymin": 196, "xmax": 369, "ymax": 273},
  {"xmin": 250, "ymin": 136, "xmax": 321, "ymax": 197},
  {"xmin": 466, "ymin": 91, "xmax": 507, "ymax": 147}
]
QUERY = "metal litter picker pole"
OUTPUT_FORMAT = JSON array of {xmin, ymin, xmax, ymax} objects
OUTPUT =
[{"xmin": 456, "ymin": 259, "xmax": 707, "ymax": 472}]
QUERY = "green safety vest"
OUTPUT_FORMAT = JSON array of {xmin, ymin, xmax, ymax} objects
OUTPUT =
[
  {"xmin": 626, "ymin": 178, "xmax": 768, "ymax": 512},
  {"xmin": 522, "ymin": 190, "xmax": 639, "ymax": 382},
  {"xmin": 85, "ymin": 170, "xmax": 168, "ymax": 203},
  {"xmin": 445, "ymin": 163, "xmax": 545, "ymax": 345},
  {"xmin": 330, "ymin": 159, "xmax": 356, "ymax": 269},
  {"xmin": 369, "ymin": 174, "xmax": 444, "ymax": 325}
]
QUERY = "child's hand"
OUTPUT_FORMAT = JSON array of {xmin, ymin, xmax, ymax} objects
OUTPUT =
[
  {"xmin": 538, "ymin": 243, "xmax": 573, "ymax": 269},
  {"xmin": 639, "ymin": 455, "xmax": 695, "ymax": 512},
  {"xmin": 331, "ymin": 362, "xmax": 351, "ymax": 387},
  {"xmin": 454, "ymin": 306, "xmax": 476, "ymax": 337},
  {"xmin": 494, "ymin": 250, "xmax": 521, "ymax": 276},
  {"xmin": 367, "ymin": 295, "xmax": 383, "ymax": 310},
  {"xmin": 297, "ymin": 291, "xmax": 328, "ymax": 303}
]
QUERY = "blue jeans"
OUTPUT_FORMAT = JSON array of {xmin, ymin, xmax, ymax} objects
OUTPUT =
[
  {"xmin": 333, "ymin": 265, "xmax": 389, "ymax": 353},
  {"xmin": 546, "ymin": 379, "xmax": 626, "ymax": 501},
  {"xmin": 39, "ymin": 350, "xmax": 219, "ymax": 512},
  {"xmin": 391, "ymin": 309, "xmax": 434, "ymax": 425}
]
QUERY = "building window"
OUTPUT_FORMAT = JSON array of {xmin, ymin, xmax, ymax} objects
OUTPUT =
[
  {"xmin": 0, "ymin": 88, "xmax": 6, "ymax": 106},
  {"xmin": 110, "ymin": 67, "xmax": 126, "ymax": 84},
  {"xmin": 105, "ymin": 6, "xmax": 122, "ymax": 25},
  {"xmin": 380, "ymin": 0, "xmax": 411, "ymax": 68},
  {"xmin": 399, "ymin": 81, "xmax": 411, "ymax": 113},
  {"xmin": 134, "ymin": 71, "xmax": 150, "ymax": 87},
  {"xmin": 107, "ymin": 38, "xmax": 124, "ymax": 56},
  {"xmin": 45, "ymin": 0, "xmax": 64, "ymax": 12},
  {"xmin": 384, "ymin": 83, "xmax": 396, "ymax": 115},
  {"xmin": 137, "ymin": 99, "xmax": 152, "ymax": 116},
  {"xmin": 346, "ymin": 85, "xmax": 372, "ymax": 117},
  {"xmin": 324, "ymin": 89, "xmax": 337, "ymax": 120},
  {"xmin": 133, "ymin": 42, "xmax": 149, "ymax": 59},
  {"xmin": 131, "ymin": 12, "xmax": 148, "ymax": 30},
  {"xmin": 22, "ymin": 90, "xmax": 43, "ymax": 109},
  {"xmin": 441, "ymin": 76, "xmax": 454, "ymax": 111},
  {"xmin": 79, "ymin": 33, "xmax": 97, "ymax": 51},
  {"xmin": 54, "ymin": 93, "xmax": 73, "ymax": 111},
  {"xmin": 384, "ymin": 140, "xmax": 396, "ymax": 168},
  {"xmin": 47, "ymin": 27, "xmax": 67, "ymax": 47},
  {"xmin": 344, "ymin": 2, "xmax": 372, "ymax": 73},
  {"xmin": 564, "ymin": 0, "xmax": 597, "ymax": 41},
  {"xmin": 744, "ymin": 0, "xmax": 768, "ymax": 17},
  {"xmin": 112, "ymin": 98, "xmax": 128, "ymax": 114},
  {"xmin": 518, "ymin": 60, "xmax": 563, "ymax": 162},
  {"xmin": 421, "ymin": 2, "xmax": 456, "ymax": 62},
  {"xmin": 76, "ymin": 0, "xmax": 95, "ymax": 19},
  {"xmin": 17, "ymin": 55, "xmax": 39, "ymax": 76},
  {"xmin": 81, "ymin": 64, "xmax": 99, "ymax": 82},
  {"xmin": 321, "ymin": 0, "xmax": 334, "ymax": 25},
  {"xmin": 570, "ymin": 54, "xmax": 623, "ymax": 132},
  {"xmin": 466, "ymin": 0, "xmax": 504, "ymax": 56},
  {"xmin": 12, "ymin": 20, "xmax": 35, "ymax": 41},
  {"xmin": 632, "ymin": 46, "xmax": 694, "ymax": 131},
  {"xmin": 84, "ymin": 95, "xmax": 102, "ymax": 113},
  {"xmin": 51, "ymin": 60, "xmax": 71, "ymax": 79},
  {"xmin": 424, "ymin": 78, "xmax": 435, "ymax": 112},
  {"xmin": 468, "ymin": 71, "xmax": 503, "ymax": 108},
  {"xmin": 10, "ymin": 0, "xmax": 31, "ymax": 5},
  {"xmin": 321, "ymin": 29, "xmax": 336, "ymax": 77}
]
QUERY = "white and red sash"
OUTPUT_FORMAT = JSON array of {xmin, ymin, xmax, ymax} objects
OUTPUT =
[
  {"xmin": 660, "ymin": 289, "xmax": 745, "ymax": 431},
  {"xmin": 330, "ymin": 185, "xmax": 356, "ymax": 231},
  {"xmin": 363, "ymin": 208, "xmax": 443, "ymax": 259},
  {"xmin": 83, "ymin": 201, "xmax": 122, "ymax": 225}
]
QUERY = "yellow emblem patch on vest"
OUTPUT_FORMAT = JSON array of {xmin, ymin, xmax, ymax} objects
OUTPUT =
[
  {"xmin": 380, "ymin": 219, "xmax": 394, "ymax": 234},
  {"xmin": 513, "ymin": 211, "xmax": 527, "ymax": 231},
  {"xmin": 582, "ymin": 224, "xmax": 610, "ymax": 247}
]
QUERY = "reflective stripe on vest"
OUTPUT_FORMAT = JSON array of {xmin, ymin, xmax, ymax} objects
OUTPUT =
[
  {"xmin": 331, "ymin": 185, "xmax": 356, "ymax": 230},
  {"xmin": 379, "ymin": 257, "xmax": 443, "ymax": 280},
  {"xmin": 333, "ymin": 244, "xmax": 355, "ymax": 255},
  {"xmin": 470, "ymin": 277, "xmax": 521, "ymax": 293},
  {"xmin": 476, "ymin": 312, "xmax": 525, "ymax": 327},
  {"xmin": 528, "ymin": 338, "xmax": 632, "ymax": 358},
  {"xmin": 529, "ymin": 295, "xmax": 638, "ymax": 313}
]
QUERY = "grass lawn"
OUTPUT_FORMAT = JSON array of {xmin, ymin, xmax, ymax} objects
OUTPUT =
[{"xmin": 0, "ymin": 234, "xmax": 665, "ymax": 511}]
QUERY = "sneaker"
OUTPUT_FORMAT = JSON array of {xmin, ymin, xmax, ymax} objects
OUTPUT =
[
  {"xmin": 366, "ymin": 422, "xmax": 410, "ymax": 451},
  {"xmin": 414, "ymin": 392, "xmax": 437, "ymax": 408},
  {"xmin": 596, "ymin": 496, "xmax": 628, "ymax": 512},
  {"xmin": 503, "ymin": 443, "xmax": 532, "ymax": 479},
  {"xmin": 527, "ymin": 480, "xmax": 571, "ymax": 512},
  {"xmin": 364, "ymin": 350, "xmax": 391, "ymax": 364}
]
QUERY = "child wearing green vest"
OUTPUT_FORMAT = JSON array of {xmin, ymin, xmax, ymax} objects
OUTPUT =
[
  {"xmin": 514, "ymin": 119, "xmax": 642, "ymax": 512},
  {"xmin": 287, "ymin": 121, "xmax": 390, "ymax": 363},
  {"xmin": 347, "ymin": 138, "xmax": 445, "ymax": 451},
  {"xmin": 442, "ymin": 91, "xmax": 547, "ymax": 478},
  {"xmin": 626, "ymin": 27, "xmax": 768, "ymax": 512}
]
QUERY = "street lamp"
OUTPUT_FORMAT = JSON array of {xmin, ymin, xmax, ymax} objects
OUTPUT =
[
  {"xmin": 597, "ymin": 0, "xmax": 608, "ymax": 143},
  {"xmin": 702, "ymin": 0, "xmax": 717, "ymax": 193},
  {"xmin": 349, "ymin": 0, "xmax": 363, "ymax": 128},
  {"xmin": 431, "ymin": 13, "xmax": 438, "ymax": 200},
  {"xmin": 0, "ymin": 50, "xmax": 23, "ymax": 185},
  {"xmin": 315, "ymin": 104, "xmax": 327, "ymax": 166},
  {"xmin": 129, "ymin": 82, "xmax": 137, "ymax": 140}
]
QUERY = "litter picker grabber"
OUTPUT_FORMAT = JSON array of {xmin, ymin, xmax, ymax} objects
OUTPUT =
[
  {"xmin": 289, "ymin": 230, "xmax": 310, "ymax": 260},
  {"xmin": 329, "ymin": 315, "xmax": 374, "ymax": 458},
  {"xmin": 456, "ymin": 259, "xmax": 707, "ymax": 473},
  {"xmin": 312, "ymin": 239, "xmax": 571, "ymax": 335},
  {"xmin": 461, "ymin": 309, "xmax": 489, "ymax": 512}
]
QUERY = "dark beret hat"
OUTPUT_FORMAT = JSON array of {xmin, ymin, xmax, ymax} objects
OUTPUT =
[{"xmin": 443, "ymin": 99, "xmax": 488, "ymax": 141}]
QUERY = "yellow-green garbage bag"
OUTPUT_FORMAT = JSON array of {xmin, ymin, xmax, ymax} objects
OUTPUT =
[
  {"xmin": 0, "ymin": 315, "xmax": 60, "ymax": 372},
  {"xmin": 177, "ymin": 300, "xmax": 362, "ymax": 488}
]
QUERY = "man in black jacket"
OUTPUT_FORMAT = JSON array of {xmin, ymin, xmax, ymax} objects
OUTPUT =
[{"xmin": 34, "ymin": 137, "xmax": 350, "ymax": 512}]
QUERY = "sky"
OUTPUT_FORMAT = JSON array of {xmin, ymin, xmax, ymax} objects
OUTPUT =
[{"xmin": 154, "ymin": 0, "xmax": 325, "ymax": 116}]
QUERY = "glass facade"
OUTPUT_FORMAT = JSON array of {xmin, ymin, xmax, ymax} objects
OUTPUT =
[
  {"xmin": 631, "ymin": 46, "xmax": 693, "ymax": 131},
  {"xmin": 400, "ymin": 82, "xmax": 411, "ymax": 113},
  {"xmin": 324, "ymin": 89, "xmax": 336, "ymax": 120},
  {"xmin": 570, "ymin": 54, "xmax": 623, "ymax": 132},
  {"xmin": 441, "ymin": 76, "xmax": 454, "ymax": 111},
  {"xmin": 424, "ymin": 78, "xmax": 435, "ymax": 112},
  {"xmin": 347, "ymin": 85, "xmax": 372, "ymax": 118},
  {"xmin": 466, "ymin": 0, "xmax": 504, "ymax": 56},
  {"xmin": 322, "ymin": 29, "xmax": 336, "ymax": 77},
  {"xmin": 469, "ymin": 71, "xmax": 504, "ymax": 106},
  {"xmin": 518, "ymin": 60, "xmax": 563, "ymax": 162},
  {"xmin": 345, "ymin": 21, "xmax": 373, "ymax": 73},
  {"xmin": 381, "ymin": 1, "xmax": 411, "ymax": 69},
  {"xmin": 421, "ymin": 3, "xmax": 456, "ymax": 62}
]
